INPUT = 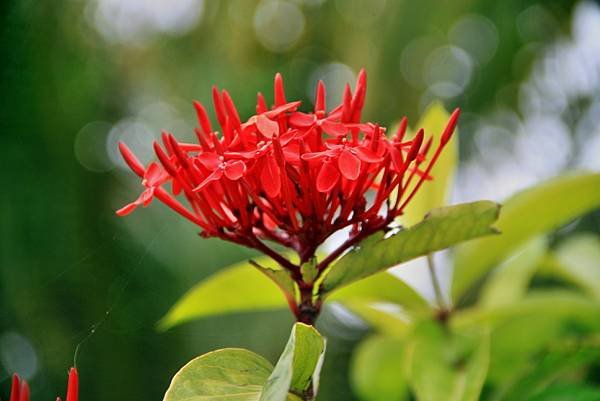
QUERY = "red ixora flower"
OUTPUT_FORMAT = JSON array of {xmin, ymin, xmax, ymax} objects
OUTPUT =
[
  {"xmin": 5, "ymin": 367, "xmax": 78, "ymax": 401},
  {"xmin": 117, "ymin": 70, "xmax": 459, "ymax": 320}
]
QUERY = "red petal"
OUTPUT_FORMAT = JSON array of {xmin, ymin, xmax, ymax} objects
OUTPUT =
[
  {"xmin": 172, "ymin": 179, "xmax": 181, "ymax": 195},
  {"xmin": 338, "ymin": 149, "xmax": 361, "ymax": 180},
  {"xmin": 289, "ymin": 112, "xmax": 316, "ymax": 127},
  {"xmin": 320, "ymin": 119, "xmax": 348, "ymax": 137},
  {"xmin": 116, "ymin": 201, "xmax": 139, "ymax": 216},
  {"xmin": 11, "ymin": 374, "xmax": 20, "ymax": 401},
  {"xmin": 118, "ymin": 142, "xmax": 145, "ymax": 177},
  {"xmin": 264, "ymin": 101, "xmax": 302, "ymax": 118},
  {"xmin": 196, "ymin": 152, "xmax": 222, "ymax": 170},
  {"xmin": 19, "ymin": 381, "xmax": 29, "ymax": 401},
  {"xmin": 66, "ymin": 368, "xmax": 78, "ymax": 401},
  {"xmin": 256, "ymin": 115, "xmax": 279, "ymax": 138},
  {"xmin": 316, "ymin": 160, "xmax": 340, "ymax": 192},
  {"xmin": 354, "ymin": 146, "xmax": 384, "ymax": 163},
  {"xmin": 224, "ymin": 160, "xmax": 246, "ymax": 180},
  {"xmin": 193, "ymin": 168, "xmax": 223, "ymax": 192},
  {"xmin": 260, "ymin": 157, "xmax": 281, "ymax": 197},
  {"xmin": 301, "ymin": 151, "xmax": 328, "ymax": 162}
]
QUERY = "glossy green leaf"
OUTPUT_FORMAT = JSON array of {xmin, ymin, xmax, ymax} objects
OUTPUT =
[
  {"xmin": 452, "ymin": 173, "xmax": 600, "ymax": 302},
  {"xmin": 401, "ymin": 102, "xmax": 458, "ymax": 227},
  {"xmin": 406, "ymin": 321, "xmax": 490, "ymax": 401},
  {"xmin": 351, "ymin": 335, "xmax": 408, "ymax": 401},
  {"xmin": 158, "ymin": 256, "xmax": 288, "ymax": 330},
  {"xmin": 163, "ymin": 348, "xmax": 273, "ymax": 401},
  {"xmin": 260, "ymin": 323, "xmax": 326, "ymax": 401},
  {"xmin": 479, "ymin": 237, "xmax": 547, "ymax": 308},
  {"xmin": 321, "ymin": 201, "xmax": 500, "ymax": 294}
]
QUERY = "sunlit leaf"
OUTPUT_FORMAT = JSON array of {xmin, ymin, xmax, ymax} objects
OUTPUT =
[
  {"xmin": 479, "ymin": 237, "xmax": 547, "ymax": 308},
  {"xmin": 401, "ymin": 102, "xmax": 458, "ymax": 227},
  {"xmin": 452, "ymin": 173, "xmax": 600, "ymax": 302},
  {"xmin": 260, "ymin": 323, "xmax": 326, "ymax": 401},
  {"xmin": 158, "ymin": 256, "xmax": 288, "ymax": 330},
  {"xmin": 406, "ymin": 321, "xmax": 490, "ymax": 401},
  {"xmin": 163, "ymin": 348, "xmax": 273, "ymax": 401},
  {"xmin": 351, "ymin": 335, "xmax": 408, "ymax": 401},
  {"xmin": 321, "ymin": 201, "xmax": 500, "ymax": 294}
]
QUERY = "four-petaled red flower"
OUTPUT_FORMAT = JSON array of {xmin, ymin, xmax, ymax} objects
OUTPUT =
[
  {"xmin": 6, "ymin": 367, "xmax": 78, "ymax": 401},
  {"xmin": 117, "ymin": 69, "xmax": 458, "ymax": 321}
]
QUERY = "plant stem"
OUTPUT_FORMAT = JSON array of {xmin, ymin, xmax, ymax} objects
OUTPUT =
[{"xmin": 426, "ymin": 253, "xmax": 448, "ymax": 316}]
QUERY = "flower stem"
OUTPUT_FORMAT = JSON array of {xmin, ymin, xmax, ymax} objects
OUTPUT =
[{"xmin": 426, "ymin": 253, "xmax": 449, "ymax": 321}]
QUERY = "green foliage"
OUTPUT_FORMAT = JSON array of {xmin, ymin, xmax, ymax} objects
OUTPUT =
[
  {"xmin": 321, "ymin": 200, "xmax": 500, "ymax": 293},
  {"xmin": 163, "ymin": 323, "xmax": 325, "ymax": 401},
  {"xmin": 452, "ymin": 173, "xmax": 600, "ymax": 302},
  {"xmin": 400, "ymin": 102, "xmax": 458, "ymax": 227}
]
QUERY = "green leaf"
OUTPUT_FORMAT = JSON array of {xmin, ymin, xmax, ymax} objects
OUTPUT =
[
  {"xmin": 351, "ymin": 335, "xmax": 408, "ymax": 401},
  {"xmin": 542, "ymin": 234, "xmax": 600, "ymax": 301},
  {"xmin": 321, "ymin": 201, "xmax": 500, "ymax": 294},
  {"xmin": 163, "ymin": 348, "xmax": 274, "ymax": 401},
  {"xmin": 260, "ymin": 323, "xmax": 326, "ymax": 401},
  {"xmin": 406, "ymin": 321, "xmax": 490, "ymax": 401},
  {"xmin": 401, "ymin": 102, "xmax": 458, "ymax": 227},
  {"xmin": 158, "ymin": 256, "xmax": 289, "ymax": 330},
  {"xmin": 479, "ymin": 237, "xmax": 547, "ymax": 308},
  {"xmin": 452, "ymin": 173, "xmax": 600, "ymax": 302}
]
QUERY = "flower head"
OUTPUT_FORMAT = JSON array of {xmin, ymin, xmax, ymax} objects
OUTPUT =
[{"xmin": 117, "ymin": 70, "xmax": 459, "ymax": 292}]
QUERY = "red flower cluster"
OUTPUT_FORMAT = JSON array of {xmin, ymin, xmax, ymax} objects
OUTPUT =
[
  {"xmin": 117, "ymin": 70, "xmax": 458, "ymax": 273},
  {"xmin": 5, "ymin": 368, "xmax": 77, "ymax": 401}
]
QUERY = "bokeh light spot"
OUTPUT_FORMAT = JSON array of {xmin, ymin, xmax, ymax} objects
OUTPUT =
[{"xmin": 254, "ymin": 0, "xmax": 306, "ymax": 53}]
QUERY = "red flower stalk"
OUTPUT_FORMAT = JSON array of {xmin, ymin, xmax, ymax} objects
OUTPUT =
[
  {"xmin": 117, "ymin": 69, "xmax": 459, "ymax": 322},
  {"xmin": 4, "ymin": 368, "xmax": 78, "ymax": 401}
]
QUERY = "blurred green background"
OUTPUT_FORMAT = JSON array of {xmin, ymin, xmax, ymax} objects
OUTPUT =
[{"xmin": 1, "ymin": 0, "xmax": 599, "ymax": 400}]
